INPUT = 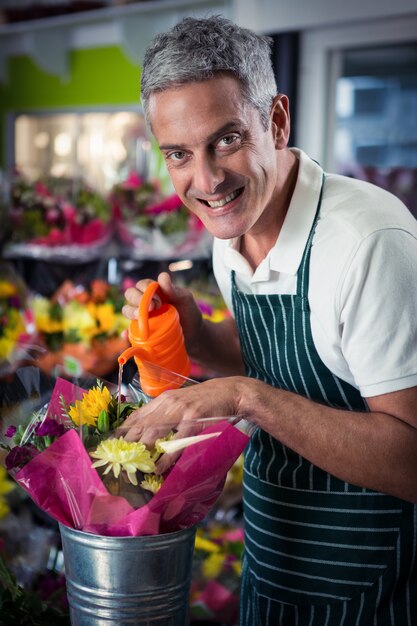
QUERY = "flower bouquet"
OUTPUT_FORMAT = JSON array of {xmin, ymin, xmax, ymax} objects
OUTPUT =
[
  {"xmin": 1, "ymin": 368, "xmax": 249, "ymax": 537},
  {"xmin": 6, "ymin": 174, "xmax": 112, "ymax": 262},
  {"xmin": 111, "ymin": 172, "xmax": 212, "ymax": 260},
  {"xmin": 31, "ymin": 278, "xmax": 130, "ymax": 378}
]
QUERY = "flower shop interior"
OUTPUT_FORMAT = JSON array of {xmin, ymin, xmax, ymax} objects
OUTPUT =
[{"xmin": 0, "ymin": 1, "xmax": 417, "ymax": 624}]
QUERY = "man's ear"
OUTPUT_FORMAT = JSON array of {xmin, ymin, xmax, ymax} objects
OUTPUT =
[{"xmin": 270, "ymin": 94, "xmax": 291, "ymax": 149}]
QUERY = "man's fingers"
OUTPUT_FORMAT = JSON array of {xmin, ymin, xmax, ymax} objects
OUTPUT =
[
  {"xmin": 123, "ymin": 283, "xmax": 162, "ymax": 315},
  {"xmin": 156, "ymin": 452, "xmax": 179, "ymax": 474},
  {"xmin": 121, "ymin": 304, "xmax": 138, "ymax": 320}
]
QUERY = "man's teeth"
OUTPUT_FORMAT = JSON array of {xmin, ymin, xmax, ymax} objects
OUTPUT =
[{"xmin": 207, "ymin": 190, "xmax": 240, "ymax": 208}]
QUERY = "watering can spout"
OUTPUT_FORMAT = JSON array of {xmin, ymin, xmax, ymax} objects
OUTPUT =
[{"xmin": 118, "ymin": 346, "xmax": 146, "ymax": 366}]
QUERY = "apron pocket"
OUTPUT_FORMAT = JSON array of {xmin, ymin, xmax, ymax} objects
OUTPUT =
[{"xmin": 243, "ymin": 470, "xmax": 402, "ymax": 606}]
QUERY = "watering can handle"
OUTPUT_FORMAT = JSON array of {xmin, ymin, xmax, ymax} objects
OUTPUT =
[{"xmin": 138, "ymin": 281, "xmax": 163, "ymax": 340}]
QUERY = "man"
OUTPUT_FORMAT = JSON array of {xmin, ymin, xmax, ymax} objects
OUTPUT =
[{"xmin": 122, "ymin": 15, "xmax": 417, "ymax": 625}]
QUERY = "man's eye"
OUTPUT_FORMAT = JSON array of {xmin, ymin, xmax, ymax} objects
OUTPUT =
[
  {"xmin": 216, "ymin": 134, "xmax": 241, "ymax": 151},
  {"xmin": 166, "ymin": 151, "xmax": 185, "ymax": 161},
  {"xmin": 219, "ymin": 135, "xmax": 237, "ymax": 146}
]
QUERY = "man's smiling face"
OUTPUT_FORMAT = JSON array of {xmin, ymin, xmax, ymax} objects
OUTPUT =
[{"xmin": 148, "ymin": 74, "xmax": 281, "ymax": 241}]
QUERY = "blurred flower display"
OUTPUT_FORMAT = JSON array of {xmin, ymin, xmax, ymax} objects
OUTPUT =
[
  {"xmin": 111, "ymin": 171, "xmax": 211, "ymax": 260},
  {"xmin": 189, "ymin": 452, "xmax": 244, "ymax": 625},
  {"xmin": 191, "ymin": 523, "xmax": 244, "ymax": 625},
  {"xmin": 31, "ymin": 279, "xmax": 130, "ymax": 377},
  {"xmin": 6, "ymin": 174, "xmax": 112, "ymax": 260},
  {"xmin": 0, "ymin": 280, "xmax": 26, "ymax": 362},
  {"xmin": 0, "ymin": 263, "xmax": 34, "ymax": 376}
]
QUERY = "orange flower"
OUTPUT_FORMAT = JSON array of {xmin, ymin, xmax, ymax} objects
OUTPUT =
[{"xmin": 91, "ymin": 279, "xmax": 110, "ymax": 303}]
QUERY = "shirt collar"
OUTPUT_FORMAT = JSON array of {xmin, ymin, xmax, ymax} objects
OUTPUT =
[{"xmin": 223, "ymin": 148, "xmax": 323, "ymax": 278}]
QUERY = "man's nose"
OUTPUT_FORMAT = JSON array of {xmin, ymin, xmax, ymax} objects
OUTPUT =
[{"xmin": 192, "ymin": 154, "xmax": 225, "ymax": 196}]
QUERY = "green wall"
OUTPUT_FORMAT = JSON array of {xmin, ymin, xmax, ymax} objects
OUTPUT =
[{"xmin": 0, "ymin": 46, "xmax": 141, "ymax": 167}]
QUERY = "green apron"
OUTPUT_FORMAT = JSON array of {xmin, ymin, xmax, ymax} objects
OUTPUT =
[{"xmin": 232, "ymin": 175, "xmax": 417, "ymax": 625}]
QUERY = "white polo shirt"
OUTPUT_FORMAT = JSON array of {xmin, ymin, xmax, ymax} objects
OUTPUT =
[{"xmin": 212, "ymin": 148, "xmax": 417, "ymax": 398}]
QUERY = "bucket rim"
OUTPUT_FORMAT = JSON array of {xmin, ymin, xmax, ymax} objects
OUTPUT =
[{"xmin": 58, "ymin": 522, "xmax": 197, "ymax": 542}]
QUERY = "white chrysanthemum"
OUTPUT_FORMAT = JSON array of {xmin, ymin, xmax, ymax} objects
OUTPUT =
[{"xmin": 90, "ymin": 437, "xmax": 156, "ymax": 485}]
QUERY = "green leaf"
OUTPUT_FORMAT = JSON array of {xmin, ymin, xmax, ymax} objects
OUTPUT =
[
  {"xmin": 97, "ymin": 409, "xmax": 109, "ymax": 433},
  {"xmin": 0, "ymin": 554, "xmax": 21, "ymax": 601}
]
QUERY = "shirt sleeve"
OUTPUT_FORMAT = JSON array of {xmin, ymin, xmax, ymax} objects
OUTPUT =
[{"xmin": 338, "ymin": 227, "xmax": 417, "ymax": 397}]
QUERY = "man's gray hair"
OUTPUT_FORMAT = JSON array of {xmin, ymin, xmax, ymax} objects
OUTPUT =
[{"xmin": 140, "ymin": 15, "xmax": 278, "ymax": 129}]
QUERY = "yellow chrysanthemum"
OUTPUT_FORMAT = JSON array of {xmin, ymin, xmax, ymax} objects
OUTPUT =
[
  {"xmin": 94, "ymin": 303, "xmax": 116, "ymax": 334},
  {"xmin": 0, "ymin": 309, "xmax": 26, "ymax": 358},
  {"xmin": 195, "ymin": 534, "xmax": 221, "ymax": 554},
  {"xmin": 203, "ymin": 310, "xmax": 228, "ymax": 323},
  {"xmin": 202, "ymin": 552, "xmax": 226, "ymax": 580},
  {"xmin": 68, "ymin": 384, "xmax": 111, "ymax": 427},
  {"xmin": 206, "ymin": 526, "xmax": 226, "ymax": 541},
  {"xmin": 0, "ymin": 336, "xmax": 14, "ymax": 359},
  {"xmin": 225, "ymin": 454, "xmax": 244, "ymax": 487},
  {"xmin": 63, "ymin": 301, "xmax": 96, "ymax": 342},
  {"xmin": 90, "ymin": 437, "xmax": 156, "ymax": 485},
  {"xmin": 0, "ymin": 466, "xmax": 14, "ymax": 497},
  {"xmin": 7, "ymin": 309, "xmax": 25, "ymax": 333},
  {"xmin": 33, "ymin": 297, "xmax": 63, "ymax": 334},
  {"xmin": 231, "ymin": 560, "xmax": 242, "ymax": 576},
  {"xmin": 0, "ymin": 498, "xmax": 9, "ymax": 519},
  {"xmin": 0, "ymin": 466, "xmax": 14, "ymax": 519},
  {"xmin": 36, "ymin": 316, "xmax": 63, "ymax": 334},
  {"xmin": 113, "ymin": 313, "xmax": 130, "ymax": 336},
  {"xmin": 0, "ymin": 281, "xmax": 17, "ymax": 298},
  {"xmin": 141, "ymin": 474, "xmax": 164, "ymax": 494}
]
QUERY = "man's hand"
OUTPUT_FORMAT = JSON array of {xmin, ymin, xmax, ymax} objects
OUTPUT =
[
  {"xmin": 120, "ymin": 376, "xmax": 248, "ymax": 471},
  {"xmin": 122, "ymin": 271, "xmax": 204, "ymax": 352},
  {"xmin": 122, "ymin": 271, "xmax": 245, "ymax": 376}
]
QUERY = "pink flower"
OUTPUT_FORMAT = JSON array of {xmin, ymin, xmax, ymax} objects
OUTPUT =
[
  {"xmin": 34, "ymin": 418, "xmax": 67, "ymax": 438},
  {"xmin": 122, "ymin": 277, "xmax": 136, "ymax": 290},
  {"xmin": 223, "ymin": 527, "xmax": 244, "ymax": 542},
  {"xmin": 45, "ymin": 208, "xmax": 60, "ymax": 224},
  {"xmin": 37, "ymin": 228, "xmax": 72, "ymax": 246},
  {"xmin": 5, "ymin": 425, "xmax": 16, "ymax": 438},
  {"xmin": 122, "ymin": 172, "xmax": 144, "ymax": 190},
  {"xmin": 35, "ymin": 181, "xmax": 51, "ymax": 197},
  {"xmin": 145, "ymin": 194, "xmax": 183, "ymax": 215},
  {"xmin": 10, "ymin": 206, "xmax": 24, "ymax": 224},
  {"xmin": 189, "ymin": 213, "xmax": 205, "ymax": 231},
  {"xmin": 197, "ymin": 301, "xmax": 213, "ymax": 316},
  {"xmin": 47, "ymin": 228, "xmax": 67, "ymax": 245},
  {"xmin": 69, "ymin": 219, "xmax": 109, "ymax": 244},
  {"xmin": 5, "ymin": 443, "xmax": 38, "ymax": 471},
  {"xmin": 61, "ymin": 201, "xmax": 77, "ymax": 223}
]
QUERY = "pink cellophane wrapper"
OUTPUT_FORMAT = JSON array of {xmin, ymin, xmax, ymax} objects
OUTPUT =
[{"xmin": 12, "ymin": 379, "xmax": 249, "ymax": 537}]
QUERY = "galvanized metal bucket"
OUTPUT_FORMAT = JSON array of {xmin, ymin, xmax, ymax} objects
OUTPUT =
[{"xmin": 59, "ymin": 524, "xmax": 197, "ymax": 626}]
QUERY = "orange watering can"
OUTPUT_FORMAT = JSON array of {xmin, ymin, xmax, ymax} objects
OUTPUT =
[{"xmin": 118, "ymin": 281, "xmax": 191, "ymax": 396}]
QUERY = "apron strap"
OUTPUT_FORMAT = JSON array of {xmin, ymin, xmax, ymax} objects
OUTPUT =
[{"xmin": 296, "ymin": 172, "xmax": 325, "ymax": 298}]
